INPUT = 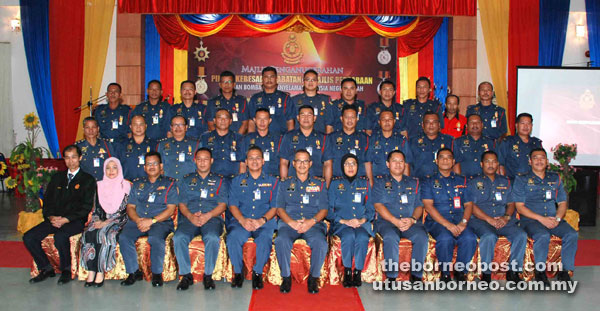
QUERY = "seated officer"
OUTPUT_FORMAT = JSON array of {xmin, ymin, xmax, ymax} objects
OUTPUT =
[
  {"xmin": 93, "ymin": 82, "xmax": 131, "ymax": 144},
  {"xmin": 422, "ymin": 148, "xmax": 477, "ymax": 282},
  {"xmin": 291, "ymin": 69, "xmax": 331, "ymax": 134},
  {"xmin": 465, "ymin": 151, "xmax": 526, "ymax": 283},
  {"xmin": 76, "ymin": 117, "xmax": 114, "ymax": 181},
  {"xmin": 408, "ymin": 112, "xmax": 454, "ymax": 180},
  {"xmin": 173, "ymin": 148, "xmax": 228, "ymax": 291},
  {"xmin": 247, "ymin": 66, "xmax": 294, "ymax": 136},
  {"xmin": 366, "ymin": 109, "xmax": 412, "ymax": 177},
  {"xmin": 131, "ymin": 80, "xmax": 171, "ymax": 140},
  {"xmin": 275, "ymin": 149, "xmax": 328, "ymax": 294},
  {"xmin": 227, "ymin": 146, "xmax": 279, "ymax": 289},
  {"xmin": 239, "ymin": 108, "xmax": 281, "ymax": 177},
  {"xmin": 497, "ymin": 113, "xmax": 542, "ymax": 181},
  {"xmin": 401, "ymin": 77, "xmax": 444, "ymax": 139},
  {"xmin": 206, "ymin": 71, "xmax": 248, "ymax": 135},
  {"xmin": 366, "ymin": 80, "xmax": 404, "ymax": 135},
  {"xmin": 466, "ymin": 82, "xmax": 508, "ymax": 141},
  {"xmin": 326, "ymin": 78, "xmax": 368, "ymax": 133},
  {"xmin": 328, "ymin": 154, "xmax": 373, "ymax": 287},
  {"xmin": 24, "ymin": 145, "xmax": 96, "ymax": 284},
  {"xmin": 119, "ymin": 151, "xmax": 177, "ymax": 287},
  {"xmin": 157, "ymin": 115, "xmax": 200, "ymax": 181},
  {"xmin": 453, "ymin": 114, "xmax": 495, "ymax": 179},
  {"xmin": 199, "ymin": 108, "xmax": 243, "ymax": 178},
  {"xmin": 323, "ymin": 104, "xmax": 371, "ymax": 187},
  {"xmin": 512, "ymin": 148, "xmax": 578, "ymax": 284},
  {"xmin": 117, "ymin": 115, "xmax": 155, "ymax": 181},
  {"xmin": 372, "ymin": 150, "xmax": 427, "ymax": 283},
  {"xmin": 279, "ymin": 105, "xmax": 327, "ymax": 179},
  {"xmin": 166, "ymin": 80, "xmax": 208, "ymax": 140}
]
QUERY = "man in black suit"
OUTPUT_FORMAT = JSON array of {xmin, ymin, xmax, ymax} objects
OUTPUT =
[{"xmin": 23, "ymin": 145, "xmax": 96, "ymax": 284}]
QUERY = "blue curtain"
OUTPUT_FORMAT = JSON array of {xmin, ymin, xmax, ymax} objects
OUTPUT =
[
  {"xmin": 20, "ymin": 0, "xmax": 60, "ymax": 157},
  {"xmin": 308, "ymin": 15, "xmax": 353, "ymax": 23},
  {"xmin": 366, "ymin": 16, "xmax": 416, "ymax": 28},
  {"xmin": 181, "ymin": 14, "xmax": 228, "ymax": 24},
  {"xmin": 144, "ymin": 15, "xmax": 160, "ymax": 98},
  {"xmin": 539, "ymin": 0, "xmax": 570, "ymax": 66},
  {"xmin": 433, "ymin": 17, "xmax": 448, "ymax": 105},
  {"xmin": 587, "ymin": 0, "xmax": 600, "ymax": 67},
  {"xmin": 240, "ymin": 14, "xmax": 289, "ymax": 24}
]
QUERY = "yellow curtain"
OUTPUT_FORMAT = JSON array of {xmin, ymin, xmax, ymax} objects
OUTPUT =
[
  {"xmin": 399, "ymin": 57, "xmax": 409, "ymax": 103},
  {"xmin": 76, "ymin": 0, "xmax": 116, "ymax": 141},
  {"xmin": 406, "ymin": 53, "xmax": 419, "ymax": 99},
  {"xmin": 479, "ymin": 0, "xmax": 510, "ymax": 133},
  {"xmin": 172, "ymin": 49, "xmax": 188, "ymax": 104}
]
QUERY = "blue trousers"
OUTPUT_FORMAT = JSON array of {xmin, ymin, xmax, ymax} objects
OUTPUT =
[
  {"xmin": 520, "ymin": 219, "xmax": 578, "ymax": 271},
  {"xmin": 468, "ymin": 218, "xmax": 527, "ymax": 272},
  {"xmin": 274, "ymin": 221, "xmax": 327, "ymax": 278},
  {"xmin": 226, "ymin": 220, "xmax": 276, "ymax": 274},
  {"xmin": 376, "ymin": 220, "xmax": 428, "ymax": 278},
  {"xmin": 425, "ymin": 220, "xmax": 477, "ymax": 275},
  {"xmin": 173, "ymin": 217, "xmax": 223, "ymax": 275},
  {"xmin": 335, "ymin": 226, "xmax": 370, "ymax": 270},
  {"xmin": 118, "ymin": 220, "xmax": 173, "ymax": 274}
]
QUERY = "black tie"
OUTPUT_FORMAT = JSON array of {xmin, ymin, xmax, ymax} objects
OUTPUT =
[{"xmin": 67, "ymin": 173, "xmax": 74, "ymax": 187}]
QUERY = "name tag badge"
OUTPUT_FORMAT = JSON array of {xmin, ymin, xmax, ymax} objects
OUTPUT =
[
  {"xmin": 112, "ymin": 120, "xmax": 119, "ymax": 129},
  {"xmin": 201, "ymin": 189, "xmax": 208, "ymax": 198},
  {"xmin": 148, "ymin": 193, "xmax": 156, "ymax": 203},
  {"xmin": 306, "ymin": 146, "xmax": 313, "ymax": 156},
  {"xmin": 152, "ymin": 115, "xmax": 159, "ymax": 125},
  {"xmin": 138, "ymin": 155, "xmax": 145, "ymax": 165},
  {"xmin": 178, "ymin": 152, "xmax": 185, "ymax": 162},
  {"xmin": 264, "ymin": 150, "xmax": 270, "ymax": 162},
  {"xmin": 545, "ymin": 190, "xmax": 552, "ymax": 200},
  {"xmin": 232, "ymin": 112, "xmax": 238, "ymax": 122},
  {"xmin": 230, "ymin": 152, "xmax": 237, "ymax": 161},
  {"xmin": 254, "ymin": 189, "xmax": 261, "ymax": 200},
  {"xmin": 269, "ymin": 106, "xmax": 275, "ymax": 115},
  {"xmin": 453, "ymin": 196, "xmax": 461, "ymax": 209},
  {"xmin": 495, "ymin": 192, "xmax": 502, "ymax": 201},
  {"xmin": 93, "ymin": 158, "xmax": 100, "ymax": 167},
  {"xmin": 302, "ymin": 194, "xmax": 309, "ymax": 204},
  {"xmin": 401, "ymin": 194, "xmax": 408, "ymax": 204},
  {"xmin": 313, "ymin": 107, "xmax": 318, "ymax": 116},
  {"xmin": 491, "ymin": 119, "xmax": 497, "ymax": 128},
  {"xmin": 189, "ymin": 117, "xmax": 195, "ymax": 127},
  {"xmin": 353, "ymin": 192, "xmax": 361, "ymax": 203},
  {"xmin": 350, "ymin": 149, "xmax": 357, "ymax": 155}
]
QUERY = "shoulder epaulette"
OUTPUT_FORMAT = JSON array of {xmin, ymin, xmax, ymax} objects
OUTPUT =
[
  {"xmin": 280, "ymin": 176, "xmax": 293, "ymax": 181},
  {"xmin": 75, "ymin": 139, "xmax": 85, "ymax": 144},
  {"xmin": 312, "ymin": 176, "xmax": 325, "ymax": 182}
]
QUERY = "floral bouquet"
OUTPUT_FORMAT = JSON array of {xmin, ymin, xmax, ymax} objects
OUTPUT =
[{"xmin": 548, "ymin": 143, "xmax": 577, "ymax": 194}]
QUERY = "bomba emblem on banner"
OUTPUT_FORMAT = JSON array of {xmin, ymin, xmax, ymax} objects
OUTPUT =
[{"xmin": 282, "ymin": 34, "xmax": 303, "ymax": 65}]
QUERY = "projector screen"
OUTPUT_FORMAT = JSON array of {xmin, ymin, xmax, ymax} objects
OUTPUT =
[{"xmin": 517, "ymin": 67, "xmax": 600, "ymax": 166}]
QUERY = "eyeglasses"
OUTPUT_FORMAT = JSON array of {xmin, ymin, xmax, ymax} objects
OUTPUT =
[
  {"xmin": 304, "ymin": 78, "xmax": 317, "ymax": 82},
  {"xmin": 220, "ymin": 81, "xmax": 234, "ymax": 85},
  {"xmin": 294, "ymin": 159, "xmax": 311, "ymax": 165},
  {"xmin": 171, "ymin": 123, "xmax": 186, "ymax": 128},
  {"xmin": 343, "ymin": 162, "xmax": 357, "ymax": 167},
  {"xmin": 146, "ymin": 162, "xmax": 160, "ymax": 167}
]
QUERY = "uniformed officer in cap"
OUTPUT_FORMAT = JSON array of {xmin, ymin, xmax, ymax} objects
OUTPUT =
[
  {"xmin": 421, "ymin": 148, "xmax": 477, "ymax": 282},
  {"xmin": 117, "ymin": 115, "xmax": 156, "ymax": 181},
  {"xmin": 291, "ymin": 69, "xmax": 332, "ymax": 134},
  {"xmin": 465, "ymin": 150, "xmax": 526, "ymax": 283},
  {"xmin": 466, "ymin": 82, "xmax": 508, "ymax": 141},
  {"xmin": 452, "ymin": 114, "xmax": 495, "ymax": 179},
  {"xmin": 407, "ymin": 111, "xmax": 453, "ymax": 180},
  {"xmin": 497, "ymin": 113, "xmax": 542, "ymax": 181},
  {"xmin": 157, "ymin": 115, "xmax": 200, "ymax": 181},
  {"xmin": 366, "ymin": 109, "xmax": 412, "ymax": 177},
  {"xmin": 206, "ymin": 71, "xmax": 249, "ymax": 135},
  {"xmin": 76, "ymin": 117, "xmax": 114, "ymax": 180},
  {"xmin": 247, "ymin": 66, "xmax": 294, "ymax": 136},
  {"xmin": 131, "ymin": 80, "xmax": 171, "ymax": 140},
  {"xmin": 401, "ymin": 77, "xmax": 444, "ymax": 139},
  {"xmin": 512, "ymin": 148, "xmax": 578, "ymax": 285},
  {"xmin": 166, "ymin": 80, "xmax": 208, "ymax": 140},
  {"xmin": 227, "ymin": 146, "xmax": 279, "ymax": 289},
  {"xmin": 199, "ymin": 108, "xmax": 243, "ymax": 178},
  {"xmin": 119, "ymin": 151, "xmax": 177, "ymax": 287},
  {"xmin": 239, "ymin": 108, "xmax": 281, "ymax": 176},
  {"xmin": 366, "ymin": 80, "xmax": 404, "ymax": 135},
  {"xmin": 173, "ymin": 147, "xmax": 229, "ymax": 291},
  {"xmin": 275, "ymin": 149, "xmax": 328, "ymax": 294},
  {"xmin": 372, "ymin": 150, "xmax": 428, "ymax": 283},
  {"xmin": 93, "ymin": 82, "xmax": 131, "ymax": 144},
  {"xmin": 326, "ymin": 78, "xmax": 368, "ymax": 133}
]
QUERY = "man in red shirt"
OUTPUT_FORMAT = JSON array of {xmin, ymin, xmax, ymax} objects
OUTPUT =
[{"xmin": 441, "ymin": 94, "xmax": 466, "ymax": 138}]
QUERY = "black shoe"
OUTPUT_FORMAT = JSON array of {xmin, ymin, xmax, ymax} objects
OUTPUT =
[
  {"xmin": 232, "ymin": 273, "xmax": 243, "ymax": 288},
  {"xmin": 409, "ymin": 274, "xmax": 422, "ymax": 284},
  {"xmin": 352, "ymin": 269, "xmax": 362, "ymax": 287},
  {"xmin": 307, "ymin": 276, "xmax": 319, "ymax": 294},
  {"xmin": 203, "ymin": 274, "xmax": 215, "ymax": 290},
  {"xmin": 151, "ymin": 273, "xmax": 163, "ymax": 287},
  {"xmin": 280, "ymin": 276, "xmax": 292, "ymax": 293},
  {"xmin": 84, "ymin": 281, "xmax": 94, "ymax": 287},
  {"xmin": 506, "ymin": 270, "xmax": 523, "ymax": 283},
  {"xmin": 29, "ymin": 268, "xmax": 56, "ymax": 283},
  {"xmin": 57, "ymin": 271, "xmax": 72, "ymax": 285},
  {"xmin": 342, "ymin": 268, "xmax": 353, "ymax": 288},
  {"xmin": 534, "ymin": 270, "xmax": 550, "ymax": 286},
  {"xmin": 94, "ymin": 280, "xmax": 104, "ymax": 288},
  {"xmin": 454, "ymin": 271, "xmax": 466, "ymax": 282},
  {"xmin": 557, "ymin": 271, "xmax": 572, "ymax": 282},
  {"xmin": 480, "ymin": 273, "xmax": 492, "ymax": 283},
  {"xmin": 252, "ymin": 271, "xmax": 263, "ymax": 290},
  {"xmin": 440, "ymin": 274, "xmax": 452, "ymax": 283},
  {"xmin": 177, "ymin": 274, "xmax": 194, "ymax": 291},
  {"xmin": 121, "ymin": 270, "xmax": 143, "ymax": 286}
]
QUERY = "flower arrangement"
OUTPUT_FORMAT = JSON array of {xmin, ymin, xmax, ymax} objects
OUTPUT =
[{"xmin": 548, "ymin": 143, "xmax": 577, "ymax": 194}]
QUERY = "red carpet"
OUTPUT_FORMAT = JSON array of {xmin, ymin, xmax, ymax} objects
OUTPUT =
[
  {"xmin": 0, "ymin": 241, "xmax": 32, "ymax": 268},
  {"xmin": 575, "ymin": 240, "xmax": 600, "ymax": 266},
  {"xmin": 249, "ymin": 284, "xmax": 364, "ymax": 311}
]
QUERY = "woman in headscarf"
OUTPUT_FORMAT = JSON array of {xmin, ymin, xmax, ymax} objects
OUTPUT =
[
  {"xmin": 327, "ymin": 153, "xmax": 374, "ymax": 287},
  {"xmin": 80, "ymin": 157, "xmax": 130, "ymax": 287}
]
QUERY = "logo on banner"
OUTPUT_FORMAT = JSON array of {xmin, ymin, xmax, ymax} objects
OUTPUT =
[{"xmin": 282, "ymin": 34, "xmax": 303, "ymax": 65}]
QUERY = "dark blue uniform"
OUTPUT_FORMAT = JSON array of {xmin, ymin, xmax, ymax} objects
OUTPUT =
[
  {"xmin": 131, "ymin": 101, "xmax": 171, "ymax": 140},
  {"xmin": 497, "ymin": 135, "xmax": 543, "ymax": 181},
  {"xmin": 199, "ymin": 130, "xmax": 243, "ymax": 178},
  {"xmin": 116, "ymin": 137, "xmax": 156, "ymax": 181},
  {"xmin": 206, "ymin": 94, "xmax": 248, "ymax": 134},
  {"xmin": 366, "ymin": 130, "xmax": 412, "ymax": 177},
  {"xmin": 401, "ymin": 99, "xmax": 444, "ymax": 139},
  {"xmin": 466, "ymin": 103, "xmax": 508, "ymax": 140},
  {"xmin": 291, "ymin": 93, "xmax": 331, "ymax": 133},
  {"xmin": 248, "ymin": 91, "xmax": 293, "ymax": 136},
  {"xmin": 93, "ymin": 104, "xmax": 132, "ymax": 144},
  {"xmin": 166, "ymin": 102, "xmax": 208, "ymax": 140},
  {"xmin": 328, "ymin": 176, "xmax": 373, "ymax": 270},
  {"xmin": 323, "ymin": 130, "xmax": 369, "ymax": 177},
  {"xmin": 227, "ymin": 172, "xmax": 278, "ymax": 274},
  {"xmin": 421, "ymin": 172, "xmax": 477, "ymax": 276},
  {"xmin": 467, "ymin": 174, "xmax": 526, "ymax": 273},
  {"xmin": 408, "ymin": 133, "xmax": 454, "ymax": 179},
  {"xmin": 453, "ymin": 135, "xmax": 496, "ymax": 179},
  {"xmin": 75, "ymin": 138, "xmax": 114, "ymax": 181},
  {"xmin": 156, "ymin": 137, "xmax": 200, "ymax": 181},
  {"xmin": 326, "ymin": 100, "xmax": 368, "ymax": 132},
  {"xmin": 119, "ymin": 176, "xmax": 177, "ymax": 274},
  {"xmin": 279, "ymin": 129, "xmax": 326, "ymax": 177},
  {"xmin": 366, "ymin": 101, "xmax": 404, "ymax": 132},
  {"xmin": 274, "ymin": 176, "xmax": 328, "ymax": 278},
  {"xmin": 239, "ymin": 132, "xmax": 282, "ymax": 176},
  {"xmin": 173, "ymin": 172, "xmax": 228, "ymax": 276},
  {"xmin": 511, "ymin": 171, "xmax": 578, "ymax": 271}
]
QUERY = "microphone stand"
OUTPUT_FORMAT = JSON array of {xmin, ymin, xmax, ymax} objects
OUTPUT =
[{"xmin": 74, "ymin": 95, "xmax": 107, "ymax": 116}]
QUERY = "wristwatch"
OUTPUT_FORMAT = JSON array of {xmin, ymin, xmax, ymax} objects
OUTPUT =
[
  {"xmin": 152, "ymin": 217, "xmax": 157, "ymax": 224},
  {"xmin": 262, "ymin": 216, "xmax": 268, "ymax": 223},
  {"xmin": 461, "ymin": 218, "xmax": 468, "ymax": 224},
  {"xmin": 312, "ymin": 217, "xmax": 318, "ymax": 223},
  {"xmin": 556, "ymin": 217, "xmax": 562, "ymax": 222},
  {"xmin": 410, "ymin": 217, "xmax": 417, "ymax": 224}
]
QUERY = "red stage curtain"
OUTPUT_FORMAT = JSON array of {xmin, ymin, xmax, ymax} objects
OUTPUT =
[
  {"xmin": 154, "ymin": 15, "xmax": 189, "ymax": 50},
  {"xmin": 418, "ymin": 37, "xmax": 435, "ymax": 85},
  {"xmin": 160, "ymin": 37, "xmax": 174, "ymax": 104},
  {"xmin": 119, "ymin": 0, "xmax": 476, "ymax": 16},
  {"xmin": 508, "ymin": 0, "xmax": 539, "ymax": 133},
  {"xmin": 396, "ymin": 17, "xmax": 442, "ymax": 57},
  {"xmin": 49, "ymin": 0, "xmax": 85, "ymax": 149}
]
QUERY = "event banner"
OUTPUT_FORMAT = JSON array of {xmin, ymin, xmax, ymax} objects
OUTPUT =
[{"xmin": 187, "ymin": 32, "xmax": 397, "ymax": 104}]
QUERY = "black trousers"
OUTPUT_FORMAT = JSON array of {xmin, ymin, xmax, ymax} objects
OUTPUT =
[{"xmin": 23, "ymin": 220, "xmax": 85, "ymax": 272}]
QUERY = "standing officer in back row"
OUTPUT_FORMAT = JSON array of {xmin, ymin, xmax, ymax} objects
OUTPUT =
[
  {"xmin": 166, "ymin": 80, "xmax": 208, "ymax": 140},
  {"xmin": 497, "ymin": 113, "xmax": 542, "ymax": 182},
  {"xmin": 76, "ymin": 117, "xmax": 114, "ymax": 181},
  {"xmin": 327, "ymin": 78, "xmax": 368, "ymax": 133},
  {"xmin": 291, "ymin": 69, "xmax": 332, "ymax": 134},
  {"xmin": 247, "ymin": 67, "xmax": 294, "ymax": 136},
  {"xmin": 93, "ymin": 82, "xmax": 131, "ymax": 144},
  {"xmin": 466, "ymin": 82, "xmax": 508, "ymax": 141},
  {"xmin": 206, "ymin": 71, "xmax": 249, "ymax": 135},
  {"xmin": 401, "ymin": 77, "xmax": 444, "ymax": 139},
  {"xmin": 131, "ymin": 80, "xmax": 171, "ymax": 140},
  {"xmin": 117, "ymin": 115, "xmax": 155, "ymax": 181},
  {"xmin": 199, "ymin": 108, "xmax": 243, "ymax": 178},
  {"xmin": 408, "ymin": 112, "xmax": 453, "ymax": 180}
]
